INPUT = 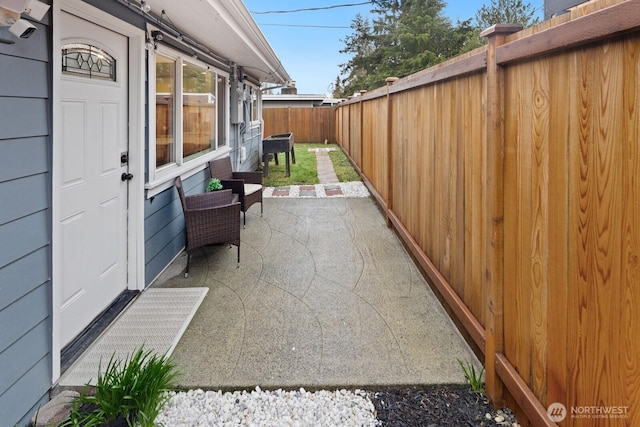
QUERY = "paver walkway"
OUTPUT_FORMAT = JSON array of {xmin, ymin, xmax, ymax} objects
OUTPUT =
[
  {"xmin": 265, "ymin": 182, "xmax": 371, "ymax": 198},
  {"xmin": 265, "ymin": 147, "xmax": 343, "ymax": 197},
  {"xmin": 312, "ymin": 147, "xmax": 339, "ymax": 184}
]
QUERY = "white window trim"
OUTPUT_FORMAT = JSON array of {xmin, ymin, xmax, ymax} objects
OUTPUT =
[
  {"xmin": 145, "ymin": 46, "xmax": 231, "ymax": 198},
  {"xmin": 249, "ymin": 85, "xmax": 262, "ymax": 126}
]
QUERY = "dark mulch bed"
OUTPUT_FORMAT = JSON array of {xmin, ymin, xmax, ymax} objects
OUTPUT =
[
  {"xmin": 64, "ymin": 402, "xmax": 130, "ymax": 427},
  {"xmin": 372, "ymin": 385, "xmax": 518, "ymax": 427}
]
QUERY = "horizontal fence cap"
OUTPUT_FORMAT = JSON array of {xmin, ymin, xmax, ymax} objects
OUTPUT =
[
  {"xmin": 385, "ymin": 77, "xmax": 400, "ymax": 84},
  {"xmin": 481, "ymin": 23, "xmax": 524, "ymax": 38}
]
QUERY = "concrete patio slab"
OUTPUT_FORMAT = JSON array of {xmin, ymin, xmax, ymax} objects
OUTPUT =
[{"xmin": 153, "ymin": 196, "xmax": 479, "ymax": 391}]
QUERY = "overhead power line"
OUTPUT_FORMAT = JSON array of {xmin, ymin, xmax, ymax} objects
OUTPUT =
[
  {"xmin": 258, "ymin": 23, "xmax": 351, "ymax": 29},
  {"xmin": 250, "ymin": 2, "xmax": 372, "ymax": 14}
]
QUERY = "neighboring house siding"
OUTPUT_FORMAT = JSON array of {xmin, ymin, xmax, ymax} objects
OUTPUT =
[
  {"xmin": 544, "ymin": 0, "xmax": 589, "ymax": 18},
  {"xmin": 263, "ymin": 100, "xmax": 318, "ymax": 108},
  {"xmin": 0, "ymin": 18, "xmax": 52, "ymax": 427}
]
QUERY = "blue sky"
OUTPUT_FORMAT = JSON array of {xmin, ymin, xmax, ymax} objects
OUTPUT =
[{"xmin": 243, "ymin": 0, "xmax": 543, "ymax": 95}]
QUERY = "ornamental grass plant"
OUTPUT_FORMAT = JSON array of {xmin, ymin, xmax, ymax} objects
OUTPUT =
[
  {"xmin": 457, "ymin": 359, "xmax": 485, "ymax": 394},
  {"xmin": 62, "ymin": 347, "xmax": 180, "ymax": 427}
]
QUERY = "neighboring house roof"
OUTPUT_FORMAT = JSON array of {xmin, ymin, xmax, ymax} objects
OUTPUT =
[
  {"xmin": 263, "ymin": 94, "xmax": 344, "ymax": 107},
  {"xmin": 142, "ymin": 0, "xmax": 290, "ymax": 85},
  {"xmin": 263, "ymin": 94, "xmax": 326, "ymax": 103}
]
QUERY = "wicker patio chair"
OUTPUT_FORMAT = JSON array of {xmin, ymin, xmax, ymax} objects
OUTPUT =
[
  {"xmin": 209, "ymin": 157, "xmax": 263, "ymax": 226},
  {"xmin": 175, "ymin": 176, "xmax": 241, "ymax": 277}
]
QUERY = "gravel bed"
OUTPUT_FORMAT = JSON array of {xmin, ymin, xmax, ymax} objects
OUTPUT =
[
  {"xmin": 155, "ymin": 386, "xmax": 520, "ymax": 426},
  {"xmin": 263, "ymin": 181, "xmax": 371, "ymax": 198},
  {"xmin": 155, "ymin": 387, "xmax": 379, "ymax": 426}
]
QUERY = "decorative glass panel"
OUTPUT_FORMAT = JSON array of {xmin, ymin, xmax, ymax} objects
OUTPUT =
[{"xmin": 62, "ymin": 44, "xmax": 116, "ymax": 81}]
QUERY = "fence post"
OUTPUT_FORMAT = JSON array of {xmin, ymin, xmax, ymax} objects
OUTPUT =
[
  {"xmin": 359, "ymin": 90, "xmax": 367, "ymax": 171},
  {"xmin": 385, "ymin": 77, "xmax": 399, "ymax": 228},
  {"xmin": 481, "ymin": 23, "xmax": 522, "ymax": 408}
]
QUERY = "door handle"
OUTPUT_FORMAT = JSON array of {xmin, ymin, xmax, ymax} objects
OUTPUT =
[{"xmin": 121, "ymin": 173, "xmax": 134, "ymax": 181}]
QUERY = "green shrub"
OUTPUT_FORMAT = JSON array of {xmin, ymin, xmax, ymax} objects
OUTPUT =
[
  {"xmin": 63, "ymin": 347, "xmax": 180, "ymax": 427},
  {"xmin": 207, "ymin": 178, "xmax": 223, "ymax": 192}
]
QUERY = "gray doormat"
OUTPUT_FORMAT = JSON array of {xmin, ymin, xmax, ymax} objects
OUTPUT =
[{"xmin": 59, "ymin": 287, "xmax": 208, "ymax": 386}]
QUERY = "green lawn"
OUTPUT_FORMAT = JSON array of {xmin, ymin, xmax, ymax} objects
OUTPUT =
[
  {"xmin": 262, "ymin": 143, "xmax": 361, "ymax": 187},
  {"xmin": 328, "ymin": 148, "xmax": 361, "ymax": 183}
]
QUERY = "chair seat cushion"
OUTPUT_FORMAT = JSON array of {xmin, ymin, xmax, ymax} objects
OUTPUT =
[{"xmin": 244, "ymin": 183, "xmax": 263, "ymax": 196}]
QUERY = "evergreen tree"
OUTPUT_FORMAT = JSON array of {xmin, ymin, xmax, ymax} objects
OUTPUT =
[
  {"xmin": 335, "ymin": 0, "xmax": 538, "ymax": 97},
  {"xmin": 475, "ymin": 0, "xmax": 540, "ymax": 30},
  {"xmin": 337, "ymin": 0, "xmax": 465, "ymax": 96},
  {"xmin": 335, "ymin": 13, "xmax": 376, "ymax": 97}
]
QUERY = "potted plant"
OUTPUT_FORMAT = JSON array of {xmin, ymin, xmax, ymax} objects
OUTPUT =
[{"xmin": 207, "ymin": 177, "xmax": 223, "ymax": 192}]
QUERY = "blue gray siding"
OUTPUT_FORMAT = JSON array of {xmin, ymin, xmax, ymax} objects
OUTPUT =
[
  {"xmin": 144, "ymin": 124, "xmax": 266, "ymax": 285},
  {"xmin": 144, "ymin": 169, "xmax": 210, "ymax": 285},
  {"xmin": 0, "ymin": 13, "xmax": 52, "ymax": 427},
  {"xmin": 240, "ymin": 124, "xmax": 263, "ymax": 172}
]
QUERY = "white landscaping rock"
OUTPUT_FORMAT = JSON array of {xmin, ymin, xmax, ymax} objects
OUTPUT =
[{"xmin": 155, "ymin": 387, "xmax": 380, "ymax": 426}]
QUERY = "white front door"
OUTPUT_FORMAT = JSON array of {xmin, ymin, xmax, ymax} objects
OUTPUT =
[{"xmin": 56, "ymin": 12, "xmax": 130, "ymax": 346}]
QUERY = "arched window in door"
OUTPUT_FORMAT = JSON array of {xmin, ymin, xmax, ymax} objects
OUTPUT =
[{"xmin": 62, "ymin": 43, "xmax": 116, "ymax": 81}]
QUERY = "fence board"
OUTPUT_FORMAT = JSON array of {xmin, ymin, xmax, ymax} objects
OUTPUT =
[
  {"xmin": 332, "ymin": 1, "xmax": 640, "ymax": 424},
  {"xmin": 545, "ymin": 51, "xmax": 570, "ymax": 411},
  {"xmin": 621, "ymin": 36, "xmax": 640, "ymax": 427},
  {"xmin": 263, "ymin": 107, "xmax": 335, "ymax": 143},
  {"xmin": 311, "ymin": 2, "xmax": 640, "ymax": 424}
]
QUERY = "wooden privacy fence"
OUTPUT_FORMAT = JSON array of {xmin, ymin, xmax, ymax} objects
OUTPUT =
[
  {"xmin": 262, "ymin": 107, "xmax": 336, "ymax": 143},
  {"xmin": 335, "ymin": 1, "xmax": 640, "ymax": 425}
]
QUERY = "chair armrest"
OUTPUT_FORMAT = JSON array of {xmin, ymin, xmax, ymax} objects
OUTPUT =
[
  {"xmin": 220, "ymin": 179, "xmax": 245, "ymax": 195},
  {"xmin": 233, "ymin": 171, "xmax": 263, "ymax": 185},
  {"xmin": 184, "ymin": 202, "xmax": 241, "ymax": 237},
  {"xmin": 185, "ymin": 201, "xmax": 240, "ymax": 221},
  {"xmin": 184, "ymin": 189, "xmax": 233, "ymax": 210}
]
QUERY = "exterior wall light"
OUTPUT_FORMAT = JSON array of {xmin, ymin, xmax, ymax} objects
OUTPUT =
[
  {"xmin": 140, "ymin": 0, "xmax": 151, "ymax": 13},
  {"xmin": 145, "ymin": 30, "xmax": 162, "ymax": 51}
]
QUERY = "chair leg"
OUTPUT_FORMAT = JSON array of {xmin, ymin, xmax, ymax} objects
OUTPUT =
[
  {"xmin": 260, "ymin": 201, "xmax": 263, "ymax": 217},
  {"xmin": 243, "ymin": 211, "xmax": 246, "ymax": 228},
  {"xmin": 184, "ymin": 252, "xmax": 191, "ymax": 278},
  {"xmin": 237, "ymin": 244, "xmax": 240, "ymax": 268}
]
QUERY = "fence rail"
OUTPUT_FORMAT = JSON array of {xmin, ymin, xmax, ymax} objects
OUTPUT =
[{"xmin": 335, "ymin": 1, "xmax": 640, "ymax": 425}]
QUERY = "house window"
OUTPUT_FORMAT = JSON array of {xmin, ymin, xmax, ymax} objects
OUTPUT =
[
  {"xmin": 62, "ymin": 44, "xmax": 116, "ymax": 81},
  {"xmin": 153, "ymin": 52, "xmax": 228, "ymax": 171},
  {"xmin": 155, "ymin": 55, "xmax": 175, "ymax": 167},
  {"xmin": 182, "ymin": 62, "xmax": 217, "ymax": 161},
  {"xmin": 251, "ymin": 87, "xmax": 259, "ymax": 122}
]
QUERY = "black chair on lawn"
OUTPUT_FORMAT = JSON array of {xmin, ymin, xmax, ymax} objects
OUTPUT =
[
  {"xmin": 209, "ymin": 156, "xmax": 263, "ymax": 227},
  {"xmin": 175, "ymin": 176, "xmax": 241, "ymax": 277}
]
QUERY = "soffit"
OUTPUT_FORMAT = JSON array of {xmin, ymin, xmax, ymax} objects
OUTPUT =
[{"xmin": 145, "ymin": 0, "xmax": 290, "ymax": 84}]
